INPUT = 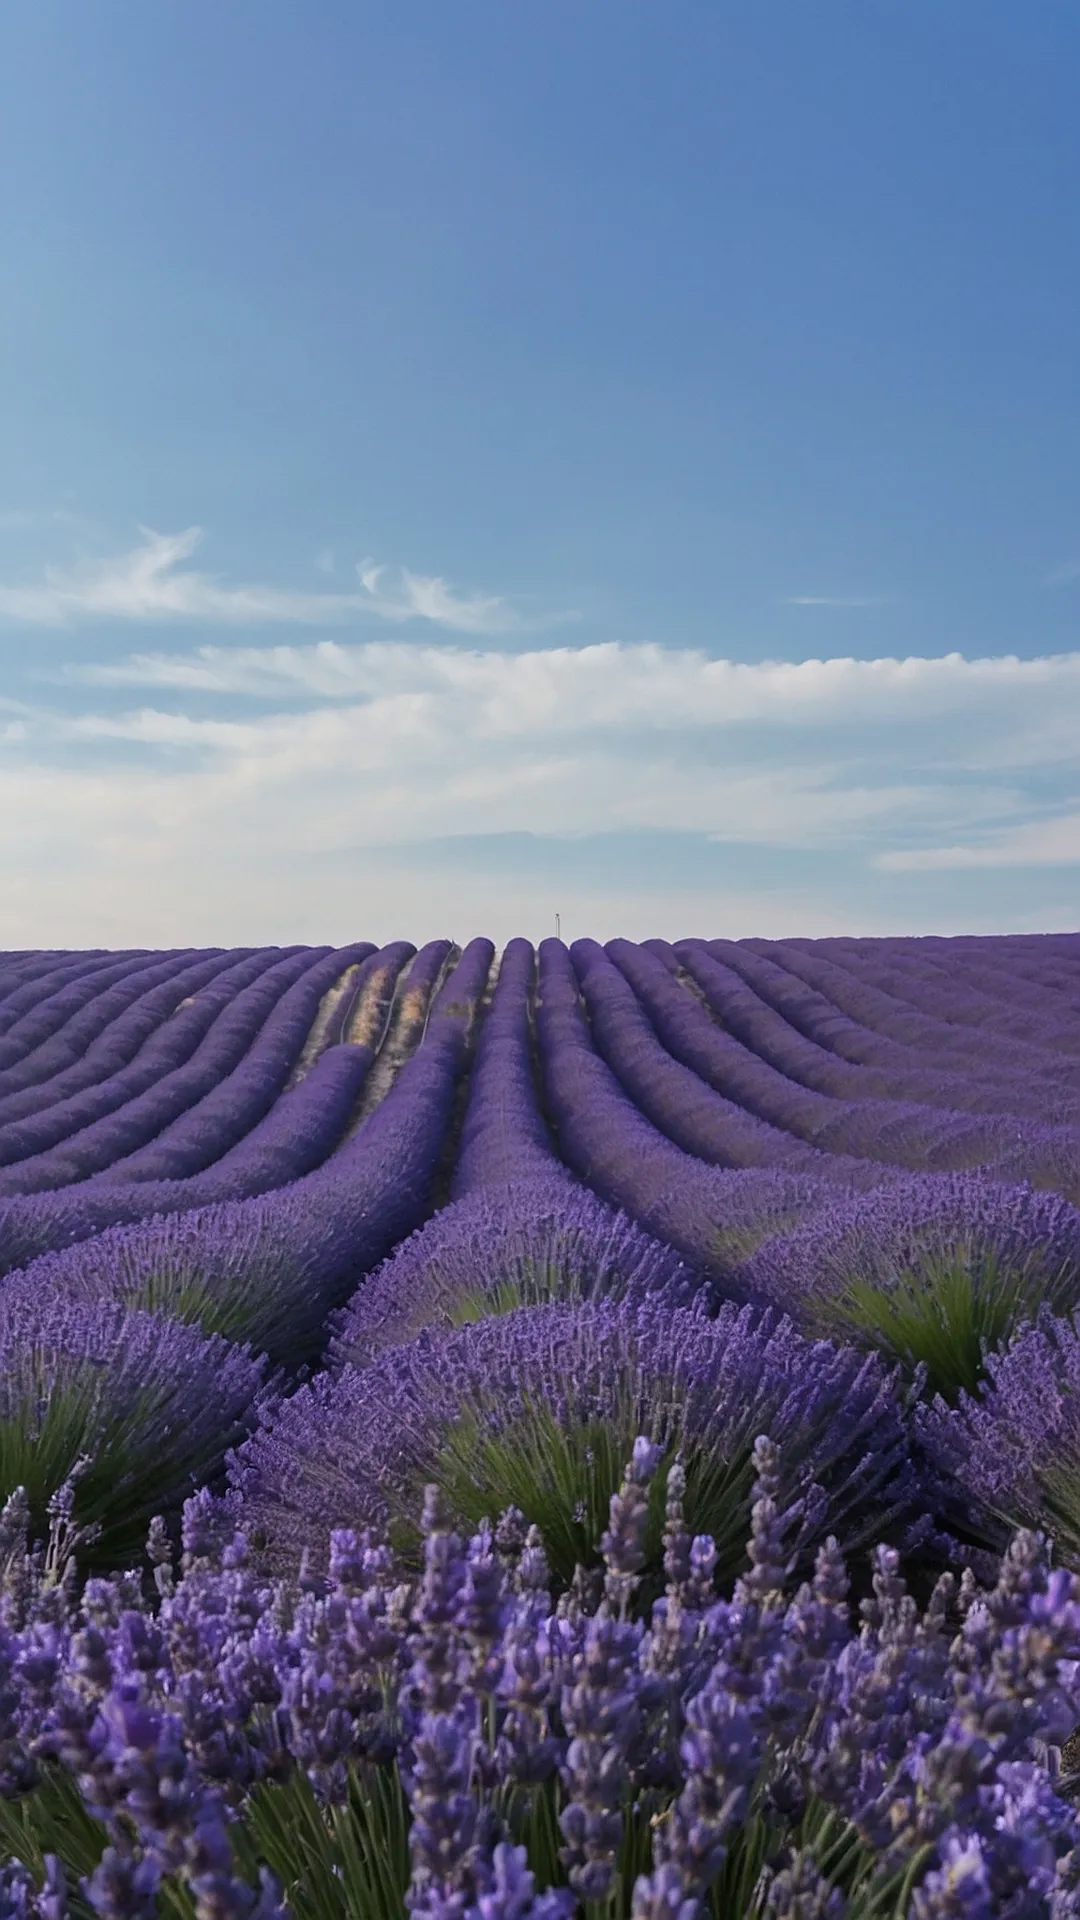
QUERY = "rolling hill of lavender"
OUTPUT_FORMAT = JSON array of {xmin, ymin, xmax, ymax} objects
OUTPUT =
[{"xmin": 5, "ymin": 929, "xmax": 1080, "ymax": 1917}]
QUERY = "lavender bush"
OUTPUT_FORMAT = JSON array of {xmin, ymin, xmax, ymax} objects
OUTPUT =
[
  {"xmin": 2, "ymin": 1442, "xmax": 1080, "ymax": 1917},
  {"xmin": 0, "ymin": 1285, "xmax": 268, "ymax": 1566},
  {"xmin": 328, "ymin": 1181, "xmax": 706, "ymax": 1371},
  {"xmin": 0, "ymin": 1205, "xmax": 316, "ymax": 1355},
  {"xmin": 232, "ymin": 1300, "xmax": 918, "ymax": 1589},
  {"xmin": 919, "ymin": 1305, "xmax": 1080, "ymax": 1565},
  {"xmin": 738, "ymin": 1174, "xmax": 1080, "ymax": 1400}
]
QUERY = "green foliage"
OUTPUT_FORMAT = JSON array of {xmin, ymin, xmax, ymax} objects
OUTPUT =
[
  {"xmin": 0, "ymin": 1768, "xmax": 105, "ymax": 1893},
  {"xmin": 0, "ymin": 1752, "xmax": 940, "ymax": 1920},
  {"xmin": 97, "ymin": 1243, "xmax": 283, "ymax": 1352},
  {"xmin": 237, "ymin": 1765, "xmax": 410, "ymax": 1920},
  {"xmin": 0, "ymin": 1384, "xmax": 167, "ymax": 1570},
  {"xmin": 446, "ymin": 1277, "xmax": 526, "ymax": 1327},
  {"xmin": 810, "ymin": 1247, "xmax": 1075, "ymax": 1403},
  {"xmin": 0, "ymin": 1764, "xmax": 409, "ymax": 1920},
  {"xmin": 711, "ymin": 1214, "xmax": 806, "ymax": 1271},
  {"xmin": 399, "ymin": 1390, "xmax": 754, "ymax": 1597},
  {"xmin": 445, "ymin": 1248, "xmax": 634, "ymax": 1331},
  {"xmin": 1029, "ymin": 1447, "xmax": 1080, "ymax": 1575},
  {"xmin": 111, "ymin": 1268, "xmax": 227, "ymax": 1338}
]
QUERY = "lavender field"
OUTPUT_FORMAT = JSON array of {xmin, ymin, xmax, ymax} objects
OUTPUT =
[{"xmin": 5, "ymin": 930, "xmax": 1080, "ymax": 1917}]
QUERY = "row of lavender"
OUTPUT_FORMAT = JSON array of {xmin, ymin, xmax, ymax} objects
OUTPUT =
[
  {"xmin": 5, "ymin": 929, "xmax": 1080, "ymax": 1480},
  {"xmin": 2, "ymin": 929, "xmax": 1078, "ymax": 1245},
  {"xmin": 5, "ymin": 931, "xmax": 1080, "ymax": 1913}
]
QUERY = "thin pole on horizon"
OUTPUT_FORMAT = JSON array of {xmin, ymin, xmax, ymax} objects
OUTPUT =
[{"xmin": 555, "ymin": 913, "xmax": 561, "ymax": 941}]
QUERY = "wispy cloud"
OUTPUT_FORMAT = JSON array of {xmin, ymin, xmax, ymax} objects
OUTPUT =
[
  {"xmin": 877, "ymin": 812, "xmax": 1080, "ymax": 872},
  {"xmin": 785, "ymin": 594, "xmax": 886, "ymax": 608},
  {"xmin": 4, "ymin": 632, "xmax": 1080, "ymax": 940},
  {"xmin": 0, "ymin": 507, "xmax": 81, "ymax": 533},
  {"xmin": 1045, "ymin": 560, "xmax": 1080, "ymax": 588},
  {"xmin": 0, "ymin": 526, "xmax": 525, "ymax": 635},
  {"xmin": 29, "ymin": 637, "xmax": 1072, "ymax": 849},
  {"xmin": 71, "ymin": 637, "xmax": 1080, "ymax": 754}
]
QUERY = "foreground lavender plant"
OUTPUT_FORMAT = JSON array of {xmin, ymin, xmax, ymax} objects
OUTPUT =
[
  {"xmin": 2, "ymin": 1438, "xmax": 1080, "ymax": 1917},
  {"xmin": 919, "ymin": 1304, "xmax": 1080, "ymax": 1565},
  {"xmin": 232, "ymin": 1300, "xmax": 919, "ymax": 1588},
  {"xmin": 739, "ymin": 1174, "xmax": 1080, "ymax": 1337},
  {"xmin": 0, "ymin": 1289, "xmax": 268, "ymax": 1569}
]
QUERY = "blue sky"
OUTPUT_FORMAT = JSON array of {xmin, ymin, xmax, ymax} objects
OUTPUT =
[{"xmin": 1, "ymin": 1, "xmax": 1078, "ymax": 944}]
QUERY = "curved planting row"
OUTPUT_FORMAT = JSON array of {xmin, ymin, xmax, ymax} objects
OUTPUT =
[
  {"xmin": 571, "ymin": 938, "xmax": 890, "ymax": 1184},
  {"xmin": 0, "ymin": 947, "xmax": 188, "ymax": 1072},
  {"xmin": 93, "ymin": 940, "xmax": 377, "ymax": 1184},
  {"xmin": 0, "ymin": 948, "xmax": 292, "ymax": 1144},
  {"xmin": 0, "ymin": 946, "xmax": 416, "ymax": 1267},
  {"xmin": 674, "ymin": 938, "xmax": 1080, "ymax": 1121},
  {"xmin": 91, "ymin": 939, "xmax": 411, "ymax": 1217},
  {"xmin": 0, "ymin": 949, "xmax": 208, "ymax": 1100},
  {"xmin": 790, "ymin": 935, "xmax": 1080, "ymax": 1050},
  {"xmin": 345, "ymin": 936, "xmax": 456, "ymax": 1129},
  {"xmin": 0, "ymin": 946, "xmax": 327, "ymax": 1191},
  {"xmin": 0, "ymin": 947, "xmax": 148, "ymax": 1042},
  {"xmin": 4, "ymin": 937, "xmax": 495, "ymax": 1354},
  {"xmin": 606, "ymin": 939, "xmax": 1080, "ymax": 1192},
  {"xmin": 726, "ymin": 936, "xmax": 1080, "ymax": 1086},
  {"xmin": 451, "ymin": 934, "xmax": 569, "ymax": 1195},
  {"xmin": 533, "ymin": 937, "xmax": 835, "ymax": 1288}
]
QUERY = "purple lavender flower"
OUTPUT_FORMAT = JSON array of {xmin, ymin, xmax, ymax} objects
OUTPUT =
[
  {"xmin": 327, "ymin": 1182, "xmax": 707, "ymax": 1372},
  {"xmin": 468, "ymin": 1843, "xmax": 573, "ymax": 1920},
  {"xmin": 231, "ymin": 1299, "xmax": 917, "ymax": 1587},
  {"xmin": 452, "ymin": 938, "xmax": 567, "ymax": 1197},
  {"xmin": 918, "ymin": 1308, "xmax": 1080, "ymax": 1564},
  {"xmin": 3, "ymin": 1439, "xmax": 1080, "ymax": 1917},
  {"xmin": 760, "ymin": 1850, "xmax": 846, "ymax": 1918},
  {"xmin": 738, "ymin": 1174, "xmax": 1080, "ymax": 1318},
  {"xmin": 0, "ymin": 1289, "xmax": 268, "ymax": 1567}
]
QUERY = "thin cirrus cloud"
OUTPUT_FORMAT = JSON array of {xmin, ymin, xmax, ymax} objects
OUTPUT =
[
  {"xmin": 877, "ymin": 813, "xmax": 1080, "ymax": 872},
  {"xmin": 785, "ymin": 594, "xmax": 886, "ymax": 608},
  {"xmin": 0, "ymin": 525, "xmax": 528, "ymax": 636}
]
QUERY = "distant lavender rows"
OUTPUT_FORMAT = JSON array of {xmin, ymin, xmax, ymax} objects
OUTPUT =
[{"xmin": 0, "ymin": 931, "xmax": 1079, "ymax": 1331}]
